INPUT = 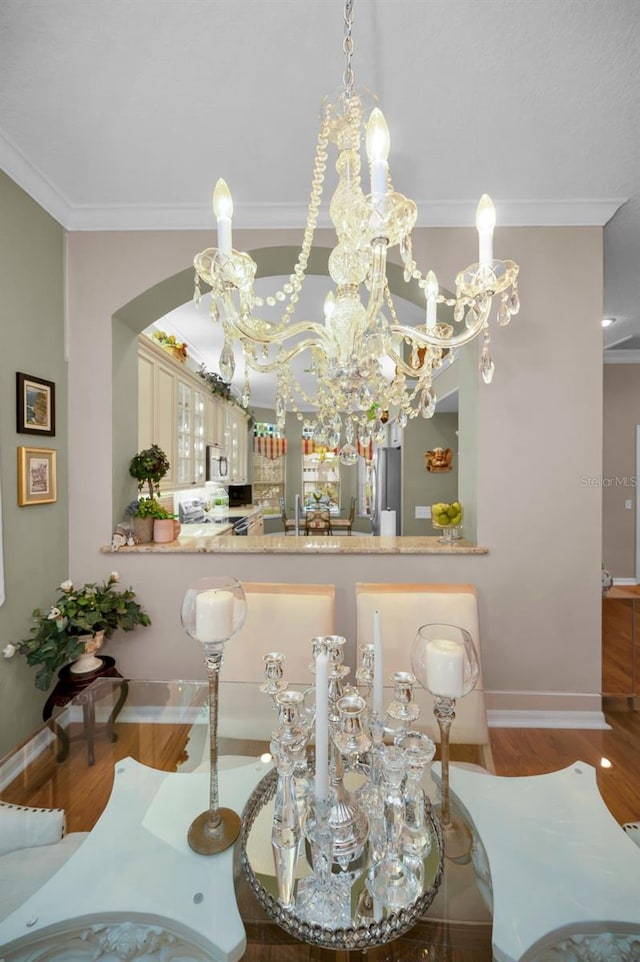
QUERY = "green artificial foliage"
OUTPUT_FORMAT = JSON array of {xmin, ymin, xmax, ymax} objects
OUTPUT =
[{"xmin": 3, "ymin": 574, "xmax": 151, "ymax": 691}]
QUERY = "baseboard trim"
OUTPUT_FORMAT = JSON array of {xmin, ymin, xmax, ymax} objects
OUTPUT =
[
  {"xmin": 488, "ymin": 709, "xmax": 610, "ymax": 730},
  {"xmin": 0, "ymin": 728, "xmax": 56, "ymax": 791},
  {"xmin": 613, "ymin": 577, "xmax": 638, "ymax": 586}
]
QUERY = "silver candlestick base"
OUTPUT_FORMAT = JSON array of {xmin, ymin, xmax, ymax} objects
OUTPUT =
[{"xmin": 188, "ymin": 645, "xmax": 240, "ymax": 855}]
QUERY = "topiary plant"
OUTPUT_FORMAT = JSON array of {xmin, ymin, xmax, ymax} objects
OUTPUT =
[{"xmin": 129, "ymin": 444, "xmax": 170, "ymax": 501}]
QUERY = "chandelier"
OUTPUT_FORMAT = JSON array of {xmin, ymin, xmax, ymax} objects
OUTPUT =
[{"xmin": 193, "ymin": 0, "xmax": 519, "ymax": 462}]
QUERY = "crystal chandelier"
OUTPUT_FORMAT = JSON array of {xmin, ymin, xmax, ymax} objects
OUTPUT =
[{"xmin": 193, "ymin": 0, "xmax": 519, "ymax": 461}]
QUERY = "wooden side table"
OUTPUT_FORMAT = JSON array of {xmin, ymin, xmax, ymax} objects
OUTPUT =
[{"xmin": 42, "ymin": 656, "xmax": 129, "ymax": 765}]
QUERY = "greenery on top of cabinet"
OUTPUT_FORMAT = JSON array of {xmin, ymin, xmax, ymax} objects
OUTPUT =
[{"xmin": 196, "ymin": 365, "xmax": 255, "ymax": 425}]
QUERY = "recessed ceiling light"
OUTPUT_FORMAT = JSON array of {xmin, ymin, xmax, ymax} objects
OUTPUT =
[{"xmin": 602, "ymin": 317, "xmax": 615, "ymax": 328}]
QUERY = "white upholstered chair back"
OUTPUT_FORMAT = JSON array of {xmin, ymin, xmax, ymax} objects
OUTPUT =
[
  {"xmin": 217, "ymin": 582, "xmax": 336, "ymax": 740},
  {"xmin": 355, "ymin": 583, "xmax": 494, "ymax": 770}
]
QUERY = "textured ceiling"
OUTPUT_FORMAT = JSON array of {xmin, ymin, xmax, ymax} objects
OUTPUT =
[{"xmin": 0, "ymin": 0, "xmax": 638, "ymax": 349}]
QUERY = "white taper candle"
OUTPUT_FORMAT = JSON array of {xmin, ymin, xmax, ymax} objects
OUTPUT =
[
  {"xmin": 314, "ymin": 650, "xmax": 330, "ymax": 801},
  {"xmin": 373, "ymin": 610, "xmax": 383, "ymax": 716}
]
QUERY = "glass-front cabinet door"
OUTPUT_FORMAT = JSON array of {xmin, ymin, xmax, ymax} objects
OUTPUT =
[{"xmin": 176, "ymin": 380, "xmax": 206, "ymax": 485}]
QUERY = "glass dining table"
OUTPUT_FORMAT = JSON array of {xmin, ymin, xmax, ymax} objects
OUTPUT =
[{"xmin": 0, "ymin": 679, "xmax": 637, "ymax": 962}]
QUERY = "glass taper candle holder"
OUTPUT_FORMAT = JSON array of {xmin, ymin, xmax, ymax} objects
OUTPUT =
[
  {"xmin": 410, "ymin": 623, "xmax": 479, "ymax": 861},
  {"xmin": 181, "ymin": 576, "xmax": 247, "ymax": 855}
]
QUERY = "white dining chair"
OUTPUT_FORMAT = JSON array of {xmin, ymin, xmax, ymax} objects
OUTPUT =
[
  {"xmin": 355, "ymin": 582, "xmax": 494, "ymax": 771},
  {"xmin": 214, "ymin": 582, "xmax": 336, "ymax": 741}
]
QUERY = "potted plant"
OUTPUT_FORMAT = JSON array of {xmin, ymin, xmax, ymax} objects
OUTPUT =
[
  {"xmin": 129, "ymin": 444, "xmax": 170, "ymax": 501},
  {"xmin": 125, "ymin": 497, "xmax": 176, "ymax": 544},
  {"xmin": 2, "ymin": 573, "xmax": 151, "ymax": 691},
  {"xmin": 127, "ymin": 445, "xmax": 171, "ymax": 542}
]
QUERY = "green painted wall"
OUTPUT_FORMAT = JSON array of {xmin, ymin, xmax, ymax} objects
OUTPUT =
[
  {"xmin": 402, "ymin": 413, "xmax": 459, "ymax": 535},
  {"xmin": 0, "ymin": 172, "xmax": 67, "ymax": 756}
]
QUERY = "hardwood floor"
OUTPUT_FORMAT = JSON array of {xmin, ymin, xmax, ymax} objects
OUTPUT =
[
  {"xmin": 2, "ymin": 705, "xmax": 639, "ymax": 831},
  {"xmin": 602, "ymin": 587, "xmax": 640, "ymax": 697},
  {"xmin": 490, "ymin": 700, "xmax": 640, "ymax": 825}
]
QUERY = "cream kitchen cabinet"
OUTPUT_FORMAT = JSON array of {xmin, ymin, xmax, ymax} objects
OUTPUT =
[
  {"xmin": 223, "ymin": 403, "xmax": 250, "ymax": 484},
  {"xmin": 175, "ymin": 376, "xmax": 207, "ymax": 486},
  {"xmin": 138, "ymin": 336, "xmax": 249, "ymax": 490},
  {"xmin": 138, "ymin": 343, "xmax": 176, "ymax": 487}
]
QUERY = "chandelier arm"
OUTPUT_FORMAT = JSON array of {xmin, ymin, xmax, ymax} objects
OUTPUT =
[
  {"xmin": 389, "ymin": 307, "xmax": 490, "ymax": 352},
  {"xmin": 362, "ymin": 239, "xmax": 388, "ymax": 327},
  {"xmin": 230, "ymin": 313, "xmax": 332, "ymax": 349},
  {"xmin": 242, "ymin": 337, "xmax": 329, "ymax": 375}
]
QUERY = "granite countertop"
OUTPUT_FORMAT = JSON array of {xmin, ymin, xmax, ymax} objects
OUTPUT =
[
  {"xmin": 177, "ymin": 505, "xmax": 263, "ymax": 541},
  {"xmin": 102, "ymin": 535, "xmax": 488, "ymax": 555}
]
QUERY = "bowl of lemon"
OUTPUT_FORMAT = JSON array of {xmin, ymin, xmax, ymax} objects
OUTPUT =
[{"xmin": 431, "ymin": 501, "xmax": 463, "ymax": 542}]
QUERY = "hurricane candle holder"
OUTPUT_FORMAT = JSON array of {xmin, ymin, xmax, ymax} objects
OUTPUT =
[
  {"xmin": 181, "ymin": 576, "xmax": 247, "ymax": 855},
  {"xmin": 410, "ymin": 623, "xmax": 479, "ymax": 861}
]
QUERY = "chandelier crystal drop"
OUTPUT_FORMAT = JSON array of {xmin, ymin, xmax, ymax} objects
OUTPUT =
[{"xmin": 193, "ymin": 0, "xmax": 519, "ymax": 451}]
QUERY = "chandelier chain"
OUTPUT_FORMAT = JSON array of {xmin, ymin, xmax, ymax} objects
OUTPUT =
[{"xmin": 343, "ymin": 0, "xmax": 355, "ymax": 95}]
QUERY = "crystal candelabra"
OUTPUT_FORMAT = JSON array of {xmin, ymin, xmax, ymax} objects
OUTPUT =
[
  {"xmin": 192, "ymin": 0, "xmax": 520, "ymax": 455},
  {"xmin": 180, "ymin": 576, "xmax": 247, "ymax": 855},
  {"xmin": 410, "ymin": 623, "xmax": 480, "ymax": 861},
  {"xmin": 251, "ymin": 634, "xmax": 442, "ymax": 939}
]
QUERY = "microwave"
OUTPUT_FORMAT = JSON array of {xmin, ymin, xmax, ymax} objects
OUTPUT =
[{"xmin": 206, "ymin": 444, "xmax": 229, "ymax": 481}]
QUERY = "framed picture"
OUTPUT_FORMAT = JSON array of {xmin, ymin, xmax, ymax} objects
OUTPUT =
[
  {"xmin": 17, "ymin": 446, "xmax": 57, "ymax": 506},
  {"xmin": 16, "ymin": 372, "xmax": 56, "ymax": 437}
]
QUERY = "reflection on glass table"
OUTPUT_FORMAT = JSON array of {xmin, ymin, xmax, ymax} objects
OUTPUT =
[{"xmin": 0, "ymin": 679, "xmax": 638, "ymax": 962}]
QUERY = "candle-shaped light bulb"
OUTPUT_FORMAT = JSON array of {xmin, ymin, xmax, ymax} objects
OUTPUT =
[
  {"xmin": 213, "ymin": 178, "xmax": 233, "ymax": 256},
  {"xmin": 475, "ymin": 194, "xmax": 496, "ymax": 266},
  {"xmin": 425, "ymin": 270, "xmax": 439, "ymax": 331},
  {"xmin": 366, "ymin": 108, "xmax": 390, "ymax": 205},
  {"xmin": 366, "ymin": 108, "xmax": 390, "ymax": 164},
  {"xmin": 323, "ymin": 290, "xmax": 336, "ymax": 324}
]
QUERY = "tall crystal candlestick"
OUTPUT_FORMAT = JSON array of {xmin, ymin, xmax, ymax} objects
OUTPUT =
[
  {"xmin": 373, "ymin": 610, "xmax": 383, "ymax": 717},
  {"xmin": 181, "ymin": 576, "xmax": 247, "ymax": 855}
]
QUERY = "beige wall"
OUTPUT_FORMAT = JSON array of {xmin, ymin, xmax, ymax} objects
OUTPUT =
[
  {"xmin": 66, "ymin": 225, "xmax": 603, "ymax": 717},
  {"xmin": 602, "ymin": 364, "xmax": 640, "ymax": 577},
  {"xmin": 0, "ymin": 173, "xmax": 67, "ymax": 755}
]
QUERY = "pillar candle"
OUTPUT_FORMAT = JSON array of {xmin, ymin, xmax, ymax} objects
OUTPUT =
[
  {"xmin": 373, "ymin": 610, "xmax": 383, "ymax": 716},
  {"xmin": 195, "ymin": 588, "xmax": 234, "ymax": 643},
  {"xmin": 426, "ymin": 638, "xmax": 465, "ymax": 698},
  {"xmin": 314, "ymin": 650, "xmax": 329, "ymax": 801}
]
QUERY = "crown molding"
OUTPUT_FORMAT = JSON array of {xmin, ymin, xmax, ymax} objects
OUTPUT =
[
  {"xmin": 603, "ymin": 350, "xmax": 640, "ymax": 364},
  {"xmin": 65, "ymin": 197, "xmax": 627, "ymax": 232},
  {"xmin": 0, "ymin": 131, "xmax": 72, "ymax": 227},
  {"xmin": 0, "ymin": 132, "xmax": 626, "ymax": 231}
]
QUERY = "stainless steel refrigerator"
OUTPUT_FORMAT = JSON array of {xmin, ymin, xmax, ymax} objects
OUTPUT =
[{"xmin": 371, "ymin": 447, "xmax": 402, "ymax": 535}]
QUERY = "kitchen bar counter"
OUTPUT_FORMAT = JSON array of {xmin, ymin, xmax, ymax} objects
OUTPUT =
[{"xmin": 103, "ymin": 535, "xmax": 488, "ymax": 555}]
